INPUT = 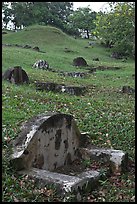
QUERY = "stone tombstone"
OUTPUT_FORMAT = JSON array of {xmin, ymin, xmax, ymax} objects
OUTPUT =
[
  {"xmin": 11, "ymin": 113, "xmax": 81, "ymax": 171},
  {"xmin": 35, "ymin": 81, "xmax": 86, "ymax": 96},
  {"xmin": 32, "ymin": 60, "xmax": 49, "ymax": 70},
  {"xmin": 88, "ymin": 41, "xmax": 95, "ymax": 46},
  {"xmin": 93, "ymin": 58, "xmax": 99, "ymax": 61},
  {"xmin": 60, "ymin": 72, "xmax": 87, "ymax": 78},
  {"xmin": 33, "ymin": 46, "xmax": 40, "ymax": 52},
  {"xmin": 122, "ymin": 86, "xmax": 135, "ymax": 94},
  {"xmin": 36, "ymin": 82, "xmax": 57, "ymax": 92},
  {"xmin": 2, "ymin": 31, "xmax": 8, "ymax": 34},
  {"xmin": 2, "ymin": 66, "xmax": 29, "ymax": 84},
  {"xmin": 73, "ymin": 57, "xmax": 88, "ymax": 67},
  {"xmin": 23, "ymin": 44, "xmax": 31, "ymax": 49},
  {"xmin": 111, "ymin": 52, "xmax": 123, "ymax": 59}
]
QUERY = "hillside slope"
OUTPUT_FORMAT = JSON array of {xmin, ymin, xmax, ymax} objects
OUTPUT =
[{"xmin": 2, "ymin": 24, "xmax": 121, "ymax": 71}]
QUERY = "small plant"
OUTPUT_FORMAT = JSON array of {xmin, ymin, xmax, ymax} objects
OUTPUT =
[{"xmin": 82, "ymin": 159, "xmax": 91, "ymax": 168}]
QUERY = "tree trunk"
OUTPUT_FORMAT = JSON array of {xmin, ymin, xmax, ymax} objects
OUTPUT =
[{"xmin": 86, "ymin": 29, "xmax": 89, "ymax": 39}]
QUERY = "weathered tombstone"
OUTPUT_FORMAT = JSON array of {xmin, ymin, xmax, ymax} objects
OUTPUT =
[
  {"xmin": 23, "ymin": 44, "xmax": 31, "ymax": 49},
  {"xmin": 93, "ymin": 58, "xmax": 99, "ymax": 61},
  {"xmin": 2, "ymin": 68, "xmax": 14, "ymax": 80},
  {"xmin": 73, "ymin": 57, "xmax": 88, "ymax": 67},
  {"xmin": 132, "ymin": 74, "xmax": 135, "ymax": 79},
  {"xmin": 10, "ymin": 112, "xmax": 128, "ymax": 199},
  {"xmin": 2, "ymin": 66, "xmax": 29, "ymax": 84},
  {"xmin": 35, "ymin": 82, "xmax": 86, "ymax": 95},
  {"xmin": 15, "ymin": 44, "xmax": 23, "ymax": 48},
  {"xmin": 32, "ymin": 60, "xmax": 49, "ymax": 70},
  {"xmin": 122, "ymin": 86, "xmax": 135, "ymax": 94},
  {"xmin": 56, "ymin": 85, "xmax": 86, "ymax": 96},
  {"xmin": 111, "ymin": 52, "xmax": 123, "ymax": 59},
  {"xmin": 11, "ymin": 113, "xmax": 81, "ymax": 171},
  {"xmin": 33, "ymin": 46, "xmax": 40, "ymax": 52},
  {"xmin": 59, "ymin": 72, "xmax": 87, "ymax": 78},
  {"xmin": 88, "ymin": 41, "xmax": 95, "ymax": 46},
  {"xmin": 2, "ymin": 31, "xmax": 7, "ymax": 34},
  {"xmin": 36, "ymin": 82, "xmax": 57, "ymax": 91}
]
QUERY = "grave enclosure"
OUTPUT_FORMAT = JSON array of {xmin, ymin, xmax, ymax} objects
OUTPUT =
[{"xmin": 11, "ymin": 112, "xmax": 128, "ymax": 200}]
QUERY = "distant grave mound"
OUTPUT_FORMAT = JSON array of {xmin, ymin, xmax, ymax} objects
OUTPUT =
[
  {"xmin": 2, "ymin": 66, "xmax": 29, "ymax": 85},
  {"xmin": 73, "ymin": 57, "xmax": 88, "ymax": 67}
]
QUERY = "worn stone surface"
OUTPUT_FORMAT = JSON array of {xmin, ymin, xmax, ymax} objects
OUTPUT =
[
  {"xmin": 111, "ymin": 52, "xmax": 123, "ymax": 59},
  {"xmin": 57, "ymin": 85, "xmax": 86, "ymax": 95},
  {"xmin": 11, "ymin": 113, "xmax": 81, "ymax": 171},
  {"xmin": 93, "ymin": 57, "xmax": 99, "ymax": 61},
  {"xmin": 23, "ymin": 44, "xmax": 32, "ymax": 49},
  {"xmin": 33, "ymin": 46, "xmax": 40, "ymax": 52},
  {"xmin": 59, "ymin": 71, "xmax": 87, "ymax": 78},
  {"xmin": 79, "ymin": 146, "xmax": 128, "ymax": 173},
  {"xmin": 36, "ymin": 82, "xmax": 57, "ymax": 92},
  {"xmin": 2, "ymin": 66, "xmax": 29, "ymax": 84},
  {"xmin": 35, "ymin": 82, "xmax": 86, "ymax": 95},
  {"xmin": 18, "ymin": 167, "xmax": 101, "ymax": 197},
  {"xmin": 88, "ymin": 41, "xmax": 96, "ymax": 46},
  {"xmin": 33, "ymin": 60, "xmax": 49, "ymax": 69},
  {"xmin": 73, "ymin": 57, "xmax": 88, "ymax": 67},
  {"xmin": 122, "ymin": 86, "xmax": 135, "ymax": 94}
]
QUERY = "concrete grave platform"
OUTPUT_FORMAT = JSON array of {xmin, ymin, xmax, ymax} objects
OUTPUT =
[
  {"xmin": 10, "ymin": 112, "xmax": 128, "ymax": 200},
  {"xmin": 35, "ymin": 82, "xmax": 86, "ymax": 95},
  {"xmin": 18, "ymin": 168, "xmax": 100, "ymax": 198},
  {"xmin": 79, "ymin": 146, "xmax": 128, "ymax": 173}
]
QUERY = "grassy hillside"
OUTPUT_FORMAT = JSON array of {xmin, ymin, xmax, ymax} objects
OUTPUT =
[{"xmin": 2, "ymin": 25, "xmax": 135, "ymax": 202}]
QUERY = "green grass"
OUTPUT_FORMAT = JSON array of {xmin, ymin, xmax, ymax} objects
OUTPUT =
[{"xmin": 2, "ymin": 25, "xmax": 135, "ymax": 202}]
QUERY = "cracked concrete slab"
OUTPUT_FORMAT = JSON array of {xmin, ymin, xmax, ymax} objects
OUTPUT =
[
  {"xmin": 18, "ymin": 167, "xmax": 101, "ymax": 197},
  {"xmin": 79, "ymin": 146, "xmax": 128, "ymax": 173}
]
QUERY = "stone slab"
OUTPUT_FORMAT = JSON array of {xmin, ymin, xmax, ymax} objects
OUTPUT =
[
  {"xmin": 18, "ymin": 167, "xmax": 101, "ymax": 195},
  {"xmin": 79, "ymin": 146, "xmax": 128, "ymax": 173}
]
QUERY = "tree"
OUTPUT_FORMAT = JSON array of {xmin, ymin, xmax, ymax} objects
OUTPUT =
[
  {"xmin": 94, "ymin": 2, "xmax": 135, "ymax": 57},
  {"xmin": 68, "ymin": 7, "xmax": 96, "ymax": 38},
  {"xmin": 2, "ymin": 2, "xmax": 74, "ymax": 31},
  {"xmin": 2, "ymin": 2, "xmax": 12, "ymax": 29},
  {"xmin": 42, "ymin": 2, "xmax": 73, "ymax": 30},
  {"xmin": 9, "ymin": 2, "xmax": 33, "ymax": 29}
]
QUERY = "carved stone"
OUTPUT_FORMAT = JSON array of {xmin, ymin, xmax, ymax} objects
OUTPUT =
[
  {"xmin": 73, "ymin": 57, "xmax": 88, "ymax": 67},
  {"xmin": 11, "ymin": 113, "xmax": 81, "ymax": 171},
  {"xmin": 2, "ymin": 66, "xmax": 29, "ymax": 84}
]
